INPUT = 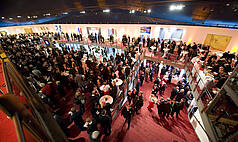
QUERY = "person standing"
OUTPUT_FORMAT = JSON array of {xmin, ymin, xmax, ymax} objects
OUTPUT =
[
  {"xmin": 158, "ymin": 61, "xmax": 164, "ymax": 79},
  {"xmin": 127, "ymin": 90, "xmax": 133, "ymax": 105},
  {"xmin": 171, "ymin": 101, "xmax": 181, "ymax": 118},
  {"xmin": 69, "ymin": 107, "xmax": 85, "ymax": 131},
  {"xmin": 145, "ymin": 67, "xmax": 149, "ymax": 82},
  {"xmin": 149, "ymin": 67, "xmax": 154, "ymax": 82},
  {"xmin": 73, "ymin": 91, "xmax": 86, "ymax": 113},
  {"xmin": 170, "ymin": 87, "xmax": 177, "ymax": 100},
  {"xmin": 132, "ymin": 93, "xmax": 139, "ymax": 114},
  {"xmin": 147, "ymin": 94, "xmax": 157, "ymax": 112},
  {"xmin": 168, "ymin": 73, "xmax": 172, "ymax": 84},
  {"xmin": 99, "ymin": 109, "xmax": 112, "ymax": 136},
  {"xmin": 121, "ymin": 104, "xmax": 133, "ymax": 130},
  {"xmin": 137, "ymin": 91, "xmax": 144, "ymax": 113},
  {"xmin": 139, "ymin": 72, "xmax": 145, "ymax": 86},
  {"xmin": 164, "ymin": 98, "xmax": 172, "ymax": 118}
]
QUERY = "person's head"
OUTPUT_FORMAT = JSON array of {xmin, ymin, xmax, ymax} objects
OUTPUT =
[
  {"xmin": 86, "ymin": 117, "xmax": 92, "ymax": 123},
  {"xmin": 133, "ymin": 88, "xmax": 136, "ymax": 92},
  {"xmin": 219, "ymin": 67, "xmax": 224, "ymax": 73},
  {"xmin": 126, "ymin": 103, "xmax": 131, "ymax": 109},
  {"xmin": 167, "ymin": 98, "xmax": 171, "ymax": 102},
  {"xmin": 75, "ymin": 91, "xmax": 81, "ymax": 97},
  {"xmin": 91, "ymin": 131, "xmax": 100, "ymax": 140},
  {"xmin": 128, "ymin": 90, "xmax": 131, "ymax": 95},
  {"xmin": 101, "ymin": 109, "xmax": 107, "ymax": 115},
  {"xmin": 70, "ymin": 107, "xmax": 76, "ymax": 113}
]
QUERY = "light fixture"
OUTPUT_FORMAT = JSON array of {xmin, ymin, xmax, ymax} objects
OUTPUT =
[
  {"xmin": 129, "ymin": 10, "xmax": 135, "ymax": 13},
  {"xmin": 1, "ymin": 17, "xmax": 4, "ymax": 19},
  {"xmin": 148, "ymin": 9, "xmax": 151, "ymax": 13},
  {"xmin": 9, "ymin": 17, "xmax": 13, "ymax": 20},
  {"xmin": 33, "ymin": 16, "xmax": 38, "ymax": 18},
  {"xmin": 103, "ymin": 9, "xmax": 110, "ymax": 13},
  {"xmin": 63, "ymin": 12, "xmax": 68, "ymax": 15},
  {"xmin": 143, "ymin": 10, "xmax": 147, "ymax": 13},
  {"xmin": 45, "ymin": 13, "xmax": 51, "ymax": 16},
  {"xmin": 17, "ymin": 15, "xmax": 21, "ymax": 18},
  {"xmin": 170, "ymin": 4, "xmax": 185, "ymax": 11},
  {"xmin": 80, "ymin": 11, "xmax": 86, "ymax": 14},
  {"xmin": 226, "ymin": 3, "xmax": 230, "ymax": 6},
  {"xmin": 27, "ymin": 16, "xmax": 31, "ymax": 19}
]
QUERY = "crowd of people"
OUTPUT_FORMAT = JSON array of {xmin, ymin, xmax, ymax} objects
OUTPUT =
[
  {"xmin": 0, "ymin": 32, "xmax": 144, "ymax": 140},
  {"xmin": 0, "ymin": 31, "xmax": 237, "ymax": 141},
  {"xmin": 137, "ymin": 60, "xmax": 191, "ymax": 119}
]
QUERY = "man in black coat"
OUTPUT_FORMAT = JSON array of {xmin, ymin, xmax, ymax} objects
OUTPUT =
[
  {"xmin": 69, "ymin": 107, "xmax": 85, "ymax": 131},
  {"xmin": 136, "ymin": 91, "xmax": 144, "ymax": 113},
  {"xmin": 170, "ymin": 87, "xmax": 177, "ymax": 100},
  {"xmin": 163, "ymin": 99, "xmax": 172, "ymax": 118},
  {"xmin": 99, "ymin": 109, "xmax": 112, "ymax": 136},
  {"xmin": 110, "ymin": 81, "xmax": 118, "ymax": 100},
  {"xmin": 171, "ymin": 100, "xmax": 182, "ymax": 117},
  {"xmin": 127, "ymin": 90, "xmax": 133, "ymax": 105},
  {"xmin": 139, "ymin": 73, "xmax": 145, "ymax": 86},
  {"xmin": 86, "ymin": 118, "xmax": 98, "ymax": 135},
  {"xmin": 121, "ymin": 104, "xmax": 133, "ymax": 129}
]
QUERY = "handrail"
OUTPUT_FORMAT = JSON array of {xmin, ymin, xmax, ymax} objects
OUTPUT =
[
  {"xmin": 0, "ymin": 47, "xmax": 68, "ymax": 142},
  {"xmin": 1, "ymin": 51, "xmax": 26, "ymax": 142},
  {"xmin": 12, "ymin": 113, "xmax": 26, "ymax": 142}
]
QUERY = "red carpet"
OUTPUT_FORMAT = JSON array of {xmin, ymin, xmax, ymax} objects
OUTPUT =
[
  {"xmin": 0, "ymin": 59, "xmax": 199, "ymax": 142},
  {"xmin": 68, "ymin": 77, "xmax": 200, "ymax": 142},
  {"xmin": 0, "ymin": 62, "xmax": 17, "ymax": 142}
]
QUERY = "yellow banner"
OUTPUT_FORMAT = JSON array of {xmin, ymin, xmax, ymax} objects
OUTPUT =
[{"xmin": 204, "ymin": 34, "xmax": 232, "ymax": 52}]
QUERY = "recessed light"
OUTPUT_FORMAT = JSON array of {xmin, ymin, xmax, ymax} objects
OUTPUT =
[{"xmin": 103, "ymin": 9, "xmax": 110, "ymax": 13}]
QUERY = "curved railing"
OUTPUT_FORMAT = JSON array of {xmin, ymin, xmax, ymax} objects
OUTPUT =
[{"xmin": 0, "ymin": 48, "xmax": 68, "ymax": 142}]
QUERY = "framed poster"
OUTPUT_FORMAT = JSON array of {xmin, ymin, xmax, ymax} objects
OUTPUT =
[{"xmin": 204, "ymin": 34, "xmax": 232, "ymax": 51}]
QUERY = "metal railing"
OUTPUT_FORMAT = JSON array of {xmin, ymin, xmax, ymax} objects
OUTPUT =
[{"xmin": 0, "ymin": 49, "xmax": 68, "ymax": 142}]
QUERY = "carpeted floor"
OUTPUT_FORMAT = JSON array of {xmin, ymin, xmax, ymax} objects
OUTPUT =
[
  {"xmin": 0, "ymin": 59, "xmax": 199, "ymax": 142},
  {"xmin": 67, "ymin": 75, "xmax": 200, "ymax": 142},
  {"xmin": 0, "ymin": 62, "xmax": 18, "ymax": 142}
]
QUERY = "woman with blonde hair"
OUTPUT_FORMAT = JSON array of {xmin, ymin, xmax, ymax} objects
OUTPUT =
[{"xmin": 147, "ymin": 94, "xmax": 158, "ymax": 112}]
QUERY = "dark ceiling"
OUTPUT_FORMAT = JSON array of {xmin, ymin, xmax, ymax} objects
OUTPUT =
[{"xmin": 0, "ymin": 0, "xmax": 238, "ymax": 27}]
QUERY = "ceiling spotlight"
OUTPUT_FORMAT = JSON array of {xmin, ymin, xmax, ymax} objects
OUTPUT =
[
  {"xmin": 33, "ymin": 16, "xmax": 38, "ymax": 18},
  {"xmin": 148, "ymin": 9, "xmax": 151, "ymax": 13},
  {"xmin": 170, "ymin": 4, "xmax": 185, "ymax": 11},
  {"xmin": 63, "ymin": 12, "xmax": 68, "ymax": 15},
  {"xmin": 27, "ymin": 16, "xmax": 31, "ymax": 19},
  {"xmin": 103, "ymin": 9, "xmax": 110, "ymax": 13},
  {"xmin": 9, "ymin": 17, "xmax": 13, "ymax": 20},
  {"xmin": 17, "ymin": 15, "xmax": 21, "ymax": 18},
  {"xmin": 226, "ymin": 3, "xmax": 230, "ymax": 6},
  {"xmin": 129, "ymin": 10, "xmax": 135, "ymax": 13},
  {"xmin": 234, "ymin": 9, "xmax": 238, "ymax": 12},
  {"xmin": 143, "ymin": 10, "xmax": 147, "ymax": 13},
  {"xmin": 80, "ymin": 11, "xmax": 86, "ymax": 14},
  {"xmin": 1, "ymin": 17, "xmax": 4, "ymax": 19},
  {"xmin": 45, "ymin": 13, "xmax": 51, "ymax": 16}
]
